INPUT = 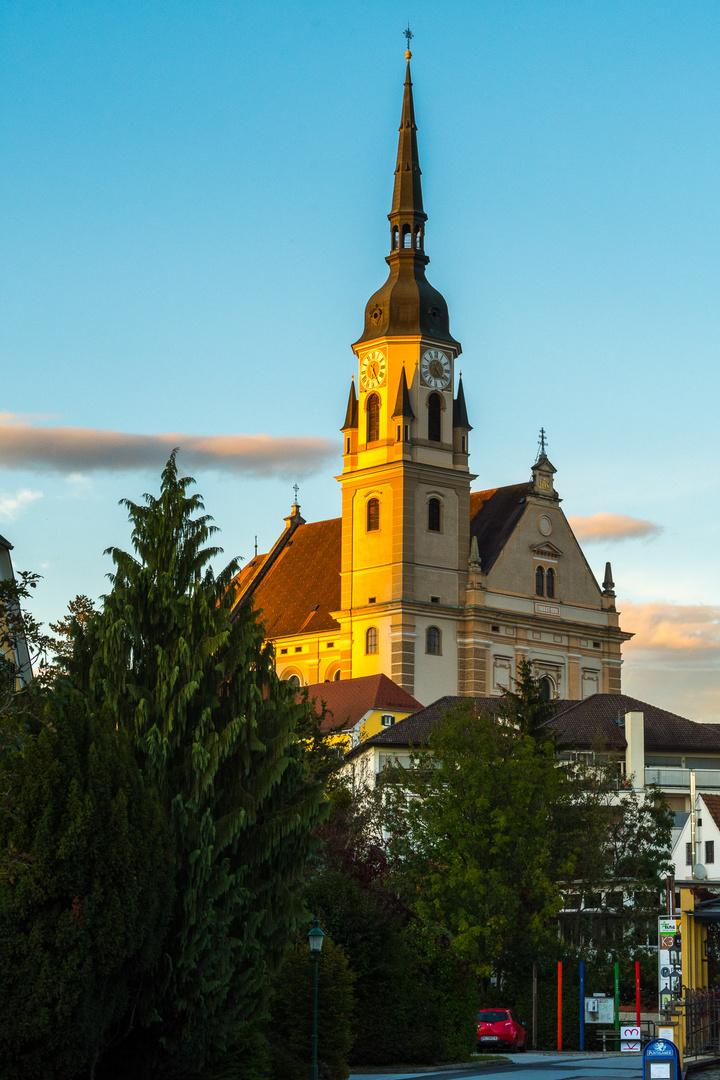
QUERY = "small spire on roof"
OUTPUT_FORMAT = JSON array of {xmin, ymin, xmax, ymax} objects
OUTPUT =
[
  {"xmin": 602, "ymin": 561, "xmax": 616, "ymax": 598},
  {"xmin": 469, "ymin": 535, "xmax": 481, "ymax": 571}
]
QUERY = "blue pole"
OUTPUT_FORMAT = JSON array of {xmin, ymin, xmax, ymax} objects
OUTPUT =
[{"xmin": 579, "ymin": 961, "xmax": 585, "ymax": 1051}]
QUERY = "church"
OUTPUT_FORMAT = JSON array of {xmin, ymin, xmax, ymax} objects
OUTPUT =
[{"xmin": 230, "ymin": 49, "xmax": 631, "ymax": 707}]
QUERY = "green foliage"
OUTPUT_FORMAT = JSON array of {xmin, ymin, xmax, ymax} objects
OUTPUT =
[
  {"xmin": 499, "ymin": 657, "xmax": 557, "ymax": 737},
  {"xmin": 268, "ymin": 928, "xmax": 355, "ymax": 1080},
  {"xmin": 0, "ymin": 689, "xmax": 172, "ymax": 1079},
  {"xmin": 48, "ymin": 593, "xmax": 98, "ymax": 671},
  {"xmin": 387, "ymin": 704, "xmax": 571, "ymax": 979},
  {"xmin": 71, "ymin": 453, "xmax": 326, "ymax": 1077},
  {"xmin": 305, "ymin": 867, "xmax": 476, "ymax": 1066}
]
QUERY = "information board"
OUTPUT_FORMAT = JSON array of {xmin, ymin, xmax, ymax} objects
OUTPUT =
[{"xmin": 658, "ymin": 916, "xmax": 681, "ymax": 1013}]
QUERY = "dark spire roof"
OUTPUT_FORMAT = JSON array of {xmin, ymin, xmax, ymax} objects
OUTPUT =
[
  {"xmin": 354, "ymin": 53, "xmax": 459, "ymax": 349},
  {"xmin": 391, "ymin": 367, "xmax": 415, "ymax": 419},
  {"xmin": 390, "ymin": 56, "xmax": 425, "ymax": 223},
  {"xmin": 453, "ymin": 374, "xmax": 471, "ymax": 429},
  {"xmin": 342, "ymin": 378, "xmax": 358, "ymax": 430}
]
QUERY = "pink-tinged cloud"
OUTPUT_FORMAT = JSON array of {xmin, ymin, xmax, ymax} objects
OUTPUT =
[
  {"xmin": 0, "ymin": 416, "xmax": 337, "ymax": 477},
  {"xmin": 567, "ymin": 512, "xmax": 662, "ymax": 543},
  {"xmin": 623, "ymin": 601, "xmax": 720, "ymax": 653}
]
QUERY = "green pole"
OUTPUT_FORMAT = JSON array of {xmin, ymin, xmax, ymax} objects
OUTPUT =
[
  {"xmin": 311, "ymin": 954, "xmax": 319, "ymax": 1080},
  {"xmin": 614, "ymin": 961, "xmax": 620, "ymax": 1035}
]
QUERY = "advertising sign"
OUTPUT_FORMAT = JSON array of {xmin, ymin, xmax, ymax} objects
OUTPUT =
[{"xmin": 658, "ymin": 917, "xmax": 681, "ymax": 1013}]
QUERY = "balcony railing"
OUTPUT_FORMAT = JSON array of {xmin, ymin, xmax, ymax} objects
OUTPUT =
[{"xmin": 646, "ymin": 767, "xmax": 720, "ymax": 789}]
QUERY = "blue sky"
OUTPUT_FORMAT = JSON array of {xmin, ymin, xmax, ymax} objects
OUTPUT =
[{"xmin": 1, "ymin": 1, "xmax": 718, "ymax": 718}]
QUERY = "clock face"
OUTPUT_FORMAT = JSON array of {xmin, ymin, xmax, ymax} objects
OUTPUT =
[
  {"xmin": 420, "ymin": 348, "xmax": 451, "ymax": 389},
  {"xmin": 360, "ymin": 350, "xmax": 386, "ymax": 390}
]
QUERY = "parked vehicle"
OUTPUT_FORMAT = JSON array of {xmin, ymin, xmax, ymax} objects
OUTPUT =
[{"xmin": 476, "ymin": 1008, "xmax": 527, "ymax": 1051}]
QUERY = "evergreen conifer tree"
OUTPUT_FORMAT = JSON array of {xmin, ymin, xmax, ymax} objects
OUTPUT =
[{"xmin": 73, "ymin": 453, "xmax": 325, "ymax": 1077}]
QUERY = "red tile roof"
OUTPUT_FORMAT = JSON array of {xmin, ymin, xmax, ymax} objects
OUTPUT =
[
  {"xmin": 232, "ymin": 483, "xmax": 535, "ymax": 638},
  {"xmin": 233, "ymin": 517, "xmax": 342, "ymax": 638},
  {"xmin": 700, "ymin": 794, "xmax": 720, "ymax": 831},
  {"xmin": 302, "ymin": 674, "xmax": 422, "ymax": 734}
]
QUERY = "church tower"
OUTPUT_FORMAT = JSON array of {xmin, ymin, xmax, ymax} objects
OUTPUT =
[{"xmin": 336, "ymin": 48, "xmax": 473, "ymax": 701}]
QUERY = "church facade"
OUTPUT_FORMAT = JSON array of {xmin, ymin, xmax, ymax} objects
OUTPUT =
[{"xmin": 231, "ymin": 51, "xmax": 631, "ymax": 706}]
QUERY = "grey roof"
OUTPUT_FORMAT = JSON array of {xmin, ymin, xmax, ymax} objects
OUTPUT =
[{"xmin": 345, "ymin": 693, "xmax": 720, "ymax": 760}]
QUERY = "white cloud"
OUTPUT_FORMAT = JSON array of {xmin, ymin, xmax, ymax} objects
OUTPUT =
[
  {"xmin": 568, "ymin": 512, "xmax": 662, "ymax": 543},
  {"xmin": 623, "ymin": 601, "xmax": 720, "ymax": 653},
  {"xmin": 0, "ymin": 488, "xmax": 44, "ymax": 522}
]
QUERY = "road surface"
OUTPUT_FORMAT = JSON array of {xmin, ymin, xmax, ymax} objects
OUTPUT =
[{"xmin": 350, "ymin": 1050, "xmax": 642, "ymax": 1079}]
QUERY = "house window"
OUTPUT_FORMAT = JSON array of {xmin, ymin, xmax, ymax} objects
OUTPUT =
[
  {"xmin": 367, "ymin": 498, "xmax": 380, "ymax": 532},
  {"xmin": 287, "ymin": 674, "xmax": 301, "ymax": 688},
  {"xmin": 367, "ymin": 394, "xmax": 380, "ymax": 442},
  {"xmin": 381, "ymin": 714, "xmax": 395, "ymax": 727},
  {"xmin": 686, "ymin": 842, "xmax": 693, "ymax": 866},
  {"xmin": 334, "ymin": 670, "xmax": 341, "ymax": 681},
  {"xmin": 707, "ymin": 841, "xmax": 715, "ymax": 864},
  {"xmin": 426, "ymin": 626, "xmax": 441, "ymax": 655},
  {"xmin": 402, "ymin": 224, "xmax": 412, "ymax": 248},
  {"xmin": 392, "ymin": 226, "xmax": 399, "ymax": 249},
  {"xmin": 428, "ymin": 497, "xmax": 441, "ymax": 532},
  {"xmin": 539, "ymin": 677, "xmax": 552, "ymax": 701},
  {"xmin": 428, "ymin": 393, "xmax": 441, "ymax": 442},
  {"xmin": 546, "ymin": 567, "xmax": 555, "ymax": 598},
  {"xmin": 535, "ymin": 566, "xmax": 545, "ymax": 596},
  {"xmin": 366, "ymin": 627, "xmax": 378, "ymax": 654}
]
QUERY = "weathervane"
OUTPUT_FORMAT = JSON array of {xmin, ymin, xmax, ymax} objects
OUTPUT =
[
  {"xmin": 293, "ymin": 483, "xmax": 300, "ymax": 505},
  {"xmin": 404, "ymin": 24, "xmax": 413, "ymax": 53},
  {"xmin": 537, "ymin": 427, "xmax": 548, "ymax": 459}
]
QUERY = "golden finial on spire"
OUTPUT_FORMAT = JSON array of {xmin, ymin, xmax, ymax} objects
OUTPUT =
[{"xmin": 404, "ymin": 23, "xmax": 413, "ymax": 59}]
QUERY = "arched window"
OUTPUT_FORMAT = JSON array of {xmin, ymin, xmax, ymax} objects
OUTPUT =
[
  {"xmin": 334, "ymin": 669, "xmax": 341, "ymax": 681},
  {"xmin": 367, "ymin": 394, "xmax": 380, "ymax": 442},
  {"xmin": 402, "ymin": 224, "xmax": 412, "ymax": 248},
  {"xmin": 287, "ymin": 674, "xmax": 301, "ymax": 687},
  {"xmin": 415, "ymin": 227, "xmax": 422, "ymax": 250},
  {"xmin": 428, "ymin": 497, "xmax": 441, "ymax": 532},
  {"xmin": 428, "ymin": 393, "xmax": 442, "ymax": 442},
  {"xmin": 546, "ymin": 567, "xmax": 555, "ymax": 598},
  {"xmin": 535, "ymin": 566, "xmax": 545, "ymax": 596},
  {"xmin": 365, "ymin": 627, "xmax": 378, "ymax": 655},
  {"xmin": 392, "ymin": 226, "xmax": 399, "ymax": 249},
  {"xmin": 426, "ymin": 626, "xmax": 441, "ymax": 655},
  {"xmin": 366, "ymin": 497, "xmax": 380, "ymax": 532},
  {"xmin": 539, "ymin": 676, "xmax": 553, "ymax": 701}
]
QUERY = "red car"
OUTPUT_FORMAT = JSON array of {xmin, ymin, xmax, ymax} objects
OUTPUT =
[{"xmin": 476, "ymin": 1008, "xmax": 527, "ymax": 1052}]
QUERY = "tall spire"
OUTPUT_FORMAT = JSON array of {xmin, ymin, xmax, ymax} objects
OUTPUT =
[
  {"xmin": 354, "ymin": 41, "xmax": 458, "ymax": 348},
  {"xmin": 390, "ymin": 51, "xmax": 426, "ymax": 230}
]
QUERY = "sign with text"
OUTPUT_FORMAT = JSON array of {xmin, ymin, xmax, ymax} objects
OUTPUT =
[
  {"xmin": 584, "ymin": 996, "xmax": 615, "ymax": 1024},
  {"xmin": 658, "ymin": 917, "xmax": 681, "ymax": 1013}
]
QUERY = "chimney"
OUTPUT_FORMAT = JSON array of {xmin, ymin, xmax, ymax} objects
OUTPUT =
[{"xmin": 624, "ymin": 712, "xmax": 645, "ymax": 789}]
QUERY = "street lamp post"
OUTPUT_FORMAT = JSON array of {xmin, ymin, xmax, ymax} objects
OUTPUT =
[{"xmin": 308, "ymin": 917, "xmax": 324, "ymax": 1080}]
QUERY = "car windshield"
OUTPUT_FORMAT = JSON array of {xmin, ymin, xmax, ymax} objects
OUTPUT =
[{"xmin": 477, "ymin": 1011, "xmax": 509, "ymax": 1023}]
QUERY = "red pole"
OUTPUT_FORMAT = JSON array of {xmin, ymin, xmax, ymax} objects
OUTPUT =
[
  {"xmin": 635, "ymin": 960, "xmax": 641, "ymax": 1026},
  {"xmin": 557, "ymin": 961, "xmax": 563, "ymax": 1051}
]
